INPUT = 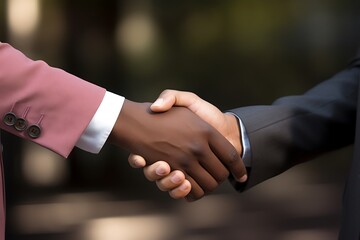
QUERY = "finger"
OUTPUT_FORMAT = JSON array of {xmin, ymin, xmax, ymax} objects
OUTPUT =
[
  {"xmin": 209, "ymin": 130, "xmax": 248, "ymax": 182},
  {"xmin": 151, "ymin": 90, "xmax": 223, "ymax": 132},
  {"xmin": 197, "ymin": 145, "xmax": 230, "ymax": 183},
  {"xmin": 184, "ymin": 174, "xmax": 205, "ymax": 201},
  {"xmin": 185, "ymin": 161, "xmax": 219, "ymax": 195},
  {"xmin": 151, "ymin": 90, "xmax": 198, "ymax": 112},
  {"xmin": 128, "ymin": 154, "xmax": 147, "ymax": 168},
  {"xmin": 156, "ymin": 170, "xmax": 186, "ymax": 191},
  {"xmin": 168, "ymin": 180, "xmax": 191, "ymax": 199},
  {"xmin": 143, "ymin": 161, "xmax": 171, "ymax": 181}
]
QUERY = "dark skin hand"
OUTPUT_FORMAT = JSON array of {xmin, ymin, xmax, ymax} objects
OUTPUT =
[{"xmin": 108, "ymin": 99, "xmax": 246, "ymax": 200}]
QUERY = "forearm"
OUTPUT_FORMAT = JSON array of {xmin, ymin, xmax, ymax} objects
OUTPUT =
[
  {"xmin": 229, "ymin": 60, "xmax": 359, "ymax": 191},
  {"xmin": 0, "ymin": 42, "xmax": 106, "ymax": 157}
]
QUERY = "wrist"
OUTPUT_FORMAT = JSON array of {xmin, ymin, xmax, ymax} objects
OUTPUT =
[
  {"xmin": 224, "ymin": 113, "xmax": 242, "ymax": 156},
  {"xmin": 108, "ymin": 99, "xmax": 148, "ymax": 150}
]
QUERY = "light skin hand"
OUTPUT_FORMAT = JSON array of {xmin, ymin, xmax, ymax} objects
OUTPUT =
[
  {"xmin": 151, "ymin": 90, "xmax": 243, "ymax": 155},
  {"xmin": 128, "ymin": 155, "xmax": 191, "ymax": 199},
  {"xmin": 130, "ymin": 159, "xmax": 192, "ymax": 200},
  {"xmin": 110, "ymin": 99, "xmax": 243, "ymax": 200},
  {"xmin": 128, "ymin": 90, "xmax": 247, "ymax": 199},
  {"xmin": 136, "ymin": 159, "xmax": 192, "ymax": 199}
]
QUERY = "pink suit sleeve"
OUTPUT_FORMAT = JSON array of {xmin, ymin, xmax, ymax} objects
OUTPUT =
[{"xmin": 0, "ymin": 43, "xmax": 106, "ymax": 158}]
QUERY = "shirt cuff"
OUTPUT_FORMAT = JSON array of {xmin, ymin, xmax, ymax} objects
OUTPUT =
[
  {"xmin": 76, "ymin": 91, "xmax": 124, "ymax": 154},
  {"xmin": 225, "ymin": 112, "xmax": 252, "ymax": 168}
]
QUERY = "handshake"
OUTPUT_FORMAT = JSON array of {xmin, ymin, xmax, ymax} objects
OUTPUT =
[{"xmin": 108, "ymin": 89, "xmax": 248, "ymax": 201}]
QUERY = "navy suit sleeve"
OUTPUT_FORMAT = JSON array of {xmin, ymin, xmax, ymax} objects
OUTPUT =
[{"xmin": 228, "ymin": 57, "xmax": 360, "ymax": 191}]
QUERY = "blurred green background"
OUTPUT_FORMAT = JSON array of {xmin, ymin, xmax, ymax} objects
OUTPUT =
[{"xmin": 1, "ymin": 0, "xmax": 359, "ymax": 239}]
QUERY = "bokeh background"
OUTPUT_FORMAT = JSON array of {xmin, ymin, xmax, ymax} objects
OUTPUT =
[{"xmin": 1, "ymin": 0, "xmax": 360, "ymax": 239}]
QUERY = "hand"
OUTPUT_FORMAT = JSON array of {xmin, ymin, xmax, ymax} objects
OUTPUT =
[
  {"xmin": 128, "ymin": 90, "xmax": 247, "ymax": 199},
  {"xmin": 151, "ymin": 90, "xmax": 243, "ymax": 154},
  {"xmin": 109, "ymin": 99, "xmax": 245, "ymax": 200},
  {"xmin": 129, "ymin": 157, "xmax": 191, "ymax": 199}
]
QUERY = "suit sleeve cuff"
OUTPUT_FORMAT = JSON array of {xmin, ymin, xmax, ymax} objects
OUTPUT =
[
  {"xmin": 76, "ymin": 91, "xmax": 124, "ymax": 154},
  {"xmin": 225, "ymin": 112, "xmax": 252, "ymax": 168},
  {"xmin": 225, "ymin": 112, "xmax": 252, "ymax": 191}
]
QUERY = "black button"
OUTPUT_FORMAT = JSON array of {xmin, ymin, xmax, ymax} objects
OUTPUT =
[
  {"xmin": 3, "ymin": 112, "xmax": 17, "ymax": 126},
  {"xmin": 27, "ymin": 125, "xmax": 41, "ymax": 138},
  {"xmin": 14, "ymin": 118, "xmax": 27, "ymax": 131}
]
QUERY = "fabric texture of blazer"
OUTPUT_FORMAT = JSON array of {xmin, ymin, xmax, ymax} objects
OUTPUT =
[
  {"xmin": 0, "ymin": 43, "xmax": 106, "ymax": 240},
  {"xmin": 230, "ymin": 55, "xmax": 360, "ymax": 239}
]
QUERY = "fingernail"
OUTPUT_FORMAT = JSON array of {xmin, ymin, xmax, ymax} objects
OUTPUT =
[
  {"xmin": 133, "ymin": 159, "xmax": 140, "ymax": 167},
  {"xmin": 156, "ymin": 166, "xmax": 167, "ymax": 176},
  {"xmin": 171, "ymin": 175, "xmax": 182, "ymax": 184},
  {"xmin": 133, "ymin": 158, "xmax": 142, "ymax": 168},
  {"xmin": 180, "ymin": 183, "xmax": 190, "ymax": 191},
  {"xmin": 152, "ymin": 98, "xmax": 164, "ymax": 107},
  {"xmin": 238, "ymin": 174, "xmax": 248, "ymax": 183}
]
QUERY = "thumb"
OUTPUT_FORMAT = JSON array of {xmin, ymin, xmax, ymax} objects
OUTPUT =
[
  {"xmin": 150, "ymin": 96, "xmax": 175, "ymax": 112},
  {"xmin": 151, "ymin": 89, "xmax": 198, "ymax": 112},
  {"xmin": 128, "ymin": 154, "xmax": 147, "ymax": 168}
]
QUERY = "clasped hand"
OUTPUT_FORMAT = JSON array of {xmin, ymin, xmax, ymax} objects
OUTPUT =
[{"xmin": 124, "ymin": 90, "xmax": 248, "ymax": 201}]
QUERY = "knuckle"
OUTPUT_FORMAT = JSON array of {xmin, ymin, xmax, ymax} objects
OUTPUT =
[
  {"xmin": 155, "ymin": 181, "xmax": 168, "ymax": 192},
  {"xmin": 174, "ymin": 161, "xmax": 192, "ymax": 174},
  {"xmin": 161, "ymin": 89, "xmax": 172, "ymax": 95},
  {"xmin": 187, "ymin": 142, "xmax": 205, "ymax": 158},
  {"xmin": 187, "ymin": 92, "xmax": 199, "ymax": 99},
  {"xmin": 227, "ymin": 147, "xmax": 240, "ymax": 166},
  {"xmin": 143, "ymin": 168, "xmax": 157, "ymax": 182}
]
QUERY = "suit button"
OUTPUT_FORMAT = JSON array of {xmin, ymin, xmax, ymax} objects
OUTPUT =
[
  {"xmin": 3, "ymin": 112, "xmax": 17, "ymax": 126},
  {"xmin": 27, "ymin": 125, "xmax": 41, "ymax": 138},
  {"xmin": 14, "ymin": 118, "xmax": 27, "ymax": 131}
]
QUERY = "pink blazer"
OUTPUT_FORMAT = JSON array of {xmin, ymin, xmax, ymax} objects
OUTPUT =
[{"xmin": 0, "ymin": 43, "xmax": 106, "ymax": 239}]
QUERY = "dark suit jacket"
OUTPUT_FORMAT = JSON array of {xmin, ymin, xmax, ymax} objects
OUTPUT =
[{"xmin": 230, "ymin": 55, "xmax": 360, "ymax": 239}]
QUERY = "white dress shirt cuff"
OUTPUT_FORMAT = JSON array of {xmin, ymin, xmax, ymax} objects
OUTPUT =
[{"xmin": 76, "ymin": 91, "xmax": 124, "ymax": 154}]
